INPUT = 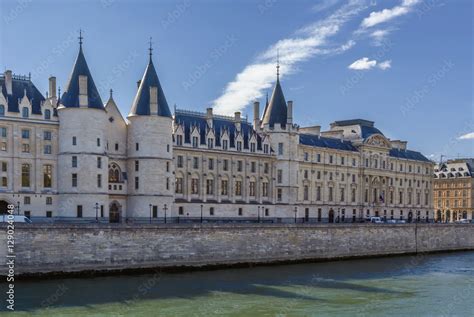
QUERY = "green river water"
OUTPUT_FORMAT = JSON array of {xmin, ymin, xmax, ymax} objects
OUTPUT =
[{"xmin": 1, "ymin": 252, "xmax": 473, "ymax": 316}]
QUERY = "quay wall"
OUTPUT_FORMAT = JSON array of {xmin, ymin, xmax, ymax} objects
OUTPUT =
[{"xmin": 0, "ymin": 223, "xmax": 473, "ymax": 276}]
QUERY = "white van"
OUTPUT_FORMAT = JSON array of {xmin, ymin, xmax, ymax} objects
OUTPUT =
[
  {"xmin": 370, "ymin": 217, "xmax": 383, "ymax": 224},
  {"xmin": 0, "ymin": 215, "xmax": 32, "ymax": 223}
]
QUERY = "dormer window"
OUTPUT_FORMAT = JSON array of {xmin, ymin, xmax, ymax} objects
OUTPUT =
[
  {"xmin": 264, "ymin": 144, "xmax": 269, "ymax": 154},
  {"xmin": 250, "ymin": 143, "xmax": 255, "ymax": 153},
  {"xmin": 192, "ymin": 136, "xmax": 198, "ymax": 148},
  {"xmin": 44, "ymin": 109, "xmax": 51, "ymax": 120},
  {"xmin": 222, "ymin": 139, "xmax": 228, "ymax": 150},
  {"xmin": 176, "ymin": 135, "xmax": 183, "ymax": 146},
  {"xmin": 207, "ymin": 138, "xmax": 214, "ymax": 149},
  {"xmin": 22, "ymin": 107, "xmax": 29, "ymax": 118},
  {"xmin": 237, "ymin": 141, "xmax": 242, "ymax": 152}
]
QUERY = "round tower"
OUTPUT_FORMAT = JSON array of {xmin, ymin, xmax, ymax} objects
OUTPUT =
[
  {"xmin": 126, "ymin": 45, "xmax": 174, "ymax": 221},
  {"xmin": 57, "ymin": 35, "xmax": 109, "ymax": 220}
]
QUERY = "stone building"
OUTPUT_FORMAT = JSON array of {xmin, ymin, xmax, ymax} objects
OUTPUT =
[
  {"xmin": 433, "ymin": 159, "xmax": 474, "ymax": 222},
  {"xmin": 0, "ymin": 38, "xmax": 434, "ymax": 223}
]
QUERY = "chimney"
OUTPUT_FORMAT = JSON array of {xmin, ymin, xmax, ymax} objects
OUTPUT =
[
  {"xmin": 4, "ymin": 70, "xmax": 12, "ymax": 95},
  {"xmin": 253, "ymin": 101, "xmax": 260, "ymax": 129},
  {"xmin": 287, "ymin": 100, "xmax": 293, "ymax": 125},
  {"xmin": 49, "ymin": 76, "xmax": 56, "ymax": 98},
  {"xmin": 137, "ymin": 80, "xmax": 142, "ymax": 88},
  {"xmin": 234, "ymin": 111, "xmax": 241, "ymax": 131},
  {"xmin": 78, "ymin": 75, "xmax": 88, "ymax": 107},
  {"xmin": 206, "ymin": 107, "xmax": 213, "ymax": 129},
  {"xmin": 149, "ymin": 86, "xmax": 158, "ymax": 114}
]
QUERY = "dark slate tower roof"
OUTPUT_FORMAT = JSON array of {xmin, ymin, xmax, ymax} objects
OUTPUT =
[
  {"xmin": 261, "ymin": 78, "xmax": 287, "ymax": 128},
  {"xmin": 129, "ymin": 47, "xmax": 171, "ymax": 117},
  {"xmin": 60, "ymin": 34, "xmax": 104, "ymax": 110}
]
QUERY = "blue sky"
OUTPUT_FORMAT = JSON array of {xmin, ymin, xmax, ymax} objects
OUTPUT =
[{"xmin": 0, "ymin": 0, "xmax": 472, "ymax": 160}]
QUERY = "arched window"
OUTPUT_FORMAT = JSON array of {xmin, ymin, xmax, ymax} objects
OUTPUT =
[
  {"xmin": 0, "ymin": 105, "xmax": 5, "ymax": 116},
  {"xmin": 108, "ymin": 164, "xmax": 121, "ymax": 183},
  {"xmin": 22, "ymin": 107, "xmax": 29, "ymax": 118},
  {"xmin": 44, "ymin": 109, "xmax": 51, "ymax": 120}
]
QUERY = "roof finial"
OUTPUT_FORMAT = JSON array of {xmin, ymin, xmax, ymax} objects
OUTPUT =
[
  {"xmin": 110, "ymin": 88, "xmax": 113, "ymax": 99},
  {"xmin": 148, "ymin": 37, "xmax": 153, "ymax": 61},
  {"xmin": 78, "ymin": 29, "xmax": 83, "ymax": 48},
  {"xmin": 276, "ymin": 49, "xmax": 280, "ymax": 80},
  {"xmin": 266, "ymin": 91, "xmax": 269, "ymax": 105}
]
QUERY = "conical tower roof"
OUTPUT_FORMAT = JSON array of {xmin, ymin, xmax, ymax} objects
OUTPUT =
[
  {"xmin": 261, "ymin": 78, "xmax": 287, "ymax": 128},
  {"xmin": 129, "ymin": 49, "xmax": 171, "ymax": 117},
  {"xmin": 60, "ymin": 34, "xmax": 104, "ymax": 109}
]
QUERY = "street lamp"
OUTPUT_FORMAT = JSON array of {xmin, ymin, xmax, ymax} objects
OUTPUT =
[
  {"xmin": 149, "ymin": 204, "xmax": 152, "ymax": 224},
  {"xmin": 294, "ymin": 206, "xmax": 297, "ymax": 224},
  {"xmin": 200, "ymin": 204, "xmax": 203, "ymax": 223},
  {"xmin": 164, "ymin": 204, "xmax": 168, "ymax": 224},
  {"xmin": 16, "ymin": 201, "xmax": 20, "ymax": 215},
  {"xmin": 95, "ymin": 202, "xmax": 99, "ymax": 223}
]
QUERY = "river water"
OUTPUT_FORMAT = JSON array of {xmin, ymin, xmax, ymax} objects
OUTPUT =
[{"xmin": 1, "ymin": 252, "xmax": 473, "ymax": 316}]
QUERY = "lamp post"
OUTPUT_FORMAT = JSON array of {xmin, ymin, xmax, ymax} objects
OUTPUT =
[
  {"xmin": 164, "ymin": 204, "xmax": 168, "ymax": 224},
  {"xmin": 95, "ymin": 202, "xmax": 99, "ymax": 223},
  {"xmin": 294, "ymin": 206, "xmax": 297, "ymax": 224},
  {"xmin": 257, "ymin": 206, "xmax": 260, "ymax": 223},
  {"xmin": 200, "ymin": 204, "xmax": 203, "ymax": 223},
  {"xmin": 149, "ymin": 204, "xmax": 152, "ymax": 224},
  {"xmin": 16, "ymin": 201, "xmax": 20, "ymax": 215}
]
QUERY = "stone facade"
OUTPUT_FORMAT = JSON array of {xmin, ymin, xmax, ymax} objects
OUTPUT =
[
  {"xmin": 0, "ymin": 40, "xmax": 434, "ymax": 222},
  {"xmin": 433, "ymin": 159, "xmax": 474, "ymax": 222}
]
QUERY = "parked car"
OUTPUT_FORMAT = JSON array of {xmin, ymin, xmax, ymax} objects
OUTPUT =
[
  {"xmin": 370, "ymin": 217, "xmax": 383, "ymax": 224},
  {"xmin": 0, "ymin": 215, "xmax": 32, "ymax": 223},
  {"xmin": 396, "ymin": 219, "xmax": 406, "ymax": 224},
  {"xmin": 386, "ymin": 219, "xmax": 397, "ymax": 224},
  {"xmin": 455, "ymin": 219, "xmax": 471, "ymax": 224}
]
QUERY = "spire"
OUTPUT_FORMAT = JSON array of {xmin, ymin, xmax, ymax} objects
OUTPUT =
[
  {"xmin": 78, "ymin": 29, "xmax": 83, "ymax": 50},
  {"xmin": 109, "ymin": 88, "xmax": 113, "ymax": 99},
  {"xmin": 59, "ymin": 33, "xmax": 104, "ymax": 110},
  {"xmin": 129, "ymin": 44, "xmax": 171, "ymax": 117},
  {"xmin": 148, "ymin": 36, "xmax": 153, "ymax": 61},
  {"xmin": 276, "ymin": 49, "xmax": 280, "ymax": 80}
]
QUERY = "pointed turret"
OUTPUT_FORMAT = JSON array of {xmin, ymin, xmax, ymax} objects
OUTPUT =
[
  {"xmin": 129, "ymin": 40, "xmax": 171, "ymax": 117},
  {"xmin": 261, "ymin": 77, "xmax": 287, "ymax": 128},
  {"xmin": 60, "ymin": 31, "xmax": 104, "ymax": 109}
]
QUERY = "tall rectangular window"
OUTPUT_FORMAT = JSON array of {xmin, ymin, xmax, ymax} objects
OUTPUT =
[
  {"xmin": 135, "ymin": 160, "xmax": 139, "ymax": 172},
  {"xmin": 249, "ymin": 181, "xmax": 256, "ymax": 197},
  {"xmin": 135, "ymin": 176, "xmax": 139, "ymax": 190},
  {"xmin": 221, "ymin": 180, "xmax": 228, "ymax": 195},
  {"xmin": 262, "ymin": 182, "xmax": 268, "ymax": 197},
  {"xmin": 43, "ymin": 145, "xmax": 52, "ymax": 154},
  {"xmin": 1, "ymin": 162, "xmax": 6, "ymax": 172},
  {"xmin": 236, "ymin": 141, "xmax": 242, "ymax": 151},
  {"xmin": 237, "ymin": 160, "xmax": 243, "ymax": 172},
  {"xmin": 97, "ymin": 174, "xmax": 102, "ymax": 188},
  {"xmin": 21, "ymin": 129, "xmax": 30, "ymax": 139},
  {"xmin": 222, "ymin": 139, "xmax": 228, "ymax": 150},
  {"xmin": 193, "ymin": 157, "xmax": 199, "ymax": 169},
  {"xmin": 235, "ymin": 180, "xmax": 242, "ymax": 196},
  {"xmin": 278, "ymin": 143, "xmax": 283, "ymax": 155},
  {"xmin": 43, "ymin": 131, "xmax": 52, "ymax": 140},
  {"xmin": 191, "ymin": 178, "xmax": 199, "ymax": 194},
  {"xmin": 206, "ymin": 179, "xmax": 214, "ymax": 195},
  {"xmin": 43, "ymin": 165, "xmax": 52, "ymax": 188},
  {"xmin": 72, "ymin": 136, "xmax": 77, "ymax": 145},
  {"xmin": 175, "ymin": 177, "xmax": 183, "ymax": 193},
  {"xmin": 77, "ymin": 205, "xmax": 82, "ymax": 218},
  {"xmin": 0, "ymin": 127, "xmax": 7, "ymax": 138},
  {"xmin": 72, "ymin": 173, "xmax": 78, "ymax": 187},
  {"xmin": 277, "ymin": 169, "xmax": 282, "ymax": 183},
  {"xmin": 97, "ymin": 138, "xmax": 101, "ymax": 147},
  {"xmin": 223, "ymin": 159, "xmax": 229, "ymax": 171},
  {"xmin": 97, "ymin": 157, "xmax": 102, "ymax": 169},
  {"xmin": 177, "ymin": 156, "xmax": 183, "ymax": 168},
  {"xmin": 21, "ymin": 164, "xmax": 30, "ymax": 187},
  {"xmin": 208, "ymin": 158, "xmax": 214, "ymax": 170},
  {"xmin": 72, "ymin": 156, "xmax": 77, "ymax": 168},
  {"xmin": 136, "ymin": 143, "xmax": 139, "ymax": 151},
  {"xmin": 192, "ymin": 137, "xmax": 198, "ymax": 148}
]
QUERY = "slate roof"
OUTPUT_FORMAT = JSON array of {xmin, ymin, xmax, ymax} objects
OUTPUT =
[
  {"xmin": 60, "ymin": 46, "xmax": 104, "ymax": 109},
  {"xmin": 333, "ymin": 119, "xmax": 374, "ymax": 127},
  {"xmin": 261, "ymin": 79, "xmax": 287, "ymax": 128},
  {"xmin": 129, "ymin": 58, "xmax": 171, "ymax": 117},
  {"xmin": 0, "ymin": 75, "xmax": 45, "ymax": 114},
  {"xmin": 389, "ymin": 148, "xmax": 431, "ymax": 162},
  {"xmin": 361, "ymin": 125, "xmax": 384, "ymax": 138},
  {"xmin": 299, "ymin": 134, "xmax": 359, "ymax": 152},
  {"xmin": 174, "ymin": 110, "xmax": 261, "ymax": 150}
]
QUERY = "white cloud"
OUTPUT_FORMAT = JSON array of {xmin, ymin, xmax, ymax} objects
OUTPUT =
[
  {"xmin": 458, "ymin": 132, "xmax": 474, "ymax": 140},
  {"xmin": 348, "ymin": 57, "xmax": 377, "ymax": 70},
  {"xmin": 212, "ymin": 1, "xmax": 367, "ymax": 115},
  {"xmin": 348, "ymin": 57, "xmax": 391, "ymax": 70},
  {"xmin": 378, "ymin": 60, "xmax": 392, "ymax": 70},
  {"xmin": 361, "ymin": 0, "xmax": 420, "ymax": 29},
  {"xmin": 312, "ymin": 0, "xmax": 340, "ymax": 13}
]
